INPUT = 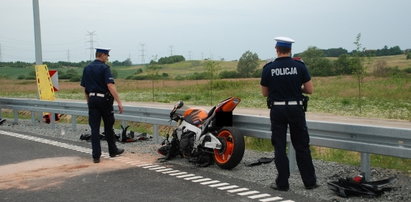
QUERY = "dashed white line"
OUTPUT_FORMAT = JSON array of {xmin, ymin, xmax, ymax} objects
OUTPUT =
[
  {"xmin": 192, "ymin": 178, "xmax": 211, "ymax": 183},
  {"xmin": 248, "ymin": 193, "xmax": 271, "ymax": 199},
  {"xmin": 259, "ymin": 196, "xmax": 283, "ymax": 201},
  {"xmin": 227, "ymin": 188, "xmax": 249, "ymax": 193},
  {"xmin": 209, "ymin": 182, "xmax": 230, "ymax": 188},
  {"xmin": 218, "ymin": 185, "xmax": 239, "ymax": 190},
  {"xmin": 162, "ymin": 170, "xmax": 180, "ymax": 174},
  {"xmin": 200, "ymin": 180, "xmax": 220, "ymax": 185},
  {"xmin": 176, "ymin": 174, "xmax": 195, "ymax": 178},
  {"xmin": 149, "ymin": 166, "xmax": 167, "ymax": 170},
  {"xmin": 169, "ymin": 172, "xmax": 188, "ymax": 176},
  {"xmin": 238, "ymin": 190, "xmax": 260, "ymax": 196},
  {"xmin": 184, "ymin": 176, "xmax": 203, "ymax": 180},
  {"xmin": 156, "ymin": 168, "xmax": 173, "ymax": 172},
  {"xmin": 142, "ymin": 165, "xmax": 160, "ymax": 169},
  {"xmin": 135, "ymin": 163, "xmax": 153, "ymax": 167}
]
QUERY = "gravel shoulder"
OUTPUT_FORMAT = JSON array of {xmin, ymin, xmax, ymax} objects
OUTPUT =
[{"xmin": 1, "ymin": 117, "xmax": 410, "ymax": 202}]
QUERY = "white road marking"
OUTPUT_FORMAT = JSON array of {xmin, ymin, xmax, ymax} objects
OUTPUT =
[{"xmin": 0, "ymin": 130, "xmax": 293, "ymax": 202}]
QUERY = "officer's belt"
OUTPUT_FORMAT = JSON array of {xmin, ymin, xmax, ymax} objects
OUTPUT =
[
  {"xmin": 89, "ymin": 92, "xmax": 105, "ymax": 97},
  {"xmin": 272, "ymin": 101, "xmax": 302, "ymax": 106}
]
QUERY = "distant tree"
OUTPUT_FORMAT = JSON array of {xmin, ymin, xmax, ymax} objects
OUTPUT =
[
  {"xmin": 323, "ymin": 48, "xmax": 348, "ymax": 57},
  {"xmin": 112, "ymin": 58, "xmax": 132, "ymax": 66},
  {"xmin": 219, "ymin": 70, "xmax": 239, "ymax": 78},
  {"xmin": 299, "ymin": 47, "xmax": 333, "ymax": 76},
  {"xmin": 157, "ymin": 55, "xmax": 185, "ymax": 64},
  {"xmin": 237, "ymin": 51, "xmax": 259, "ymax": 77}
]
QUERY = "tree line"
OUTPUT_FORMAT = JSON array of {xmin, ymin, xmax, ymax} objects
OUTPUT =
[{"xmin": 1, "ymin": 45, "xmax": 410, "ymax": 81}]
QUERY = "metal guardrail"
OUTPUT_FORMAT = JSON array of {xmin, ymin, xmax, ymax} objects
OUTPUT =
[{"xmin": 1, "ymin": 97, "xmax": 410, "ymax": 177}]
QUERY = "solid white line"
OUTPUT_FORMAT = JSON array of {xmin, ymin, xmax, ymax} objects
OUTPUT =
[
  {"xmin": 248, "ymin": 193, "xmax": 271, "ymax": 199},
  {"xmin": 227, "ymin": 188, "xmax": 249, "ymax": 193},
  {"xmin": 237, "ymin": 190, "xmax": 260, "ymax": 196},
  {"xmin": 278, "ymin": 200, "xmax": 294, "ymax": 202},
  {"xmin": 218, "ymin": 185, "xmax": 239, "ymax": 190},
  {"xmin": 259, "ymin": 196, "xmax": 283, "ymax": 202}
]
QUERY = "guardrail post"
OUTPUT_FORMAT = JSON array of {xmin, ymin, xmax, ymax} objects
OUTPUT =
[
  {"xmin": 0, "ymin": 108, "xmax": 2, "ymax": 119},
  {"xmin": 50, "ymin": 112, "xmax": 55, "ymax": 129},
  {"xmin": 13, "ymin": 109, "xmax": 18, "ymax": 124},
  {"xmin": 288, "ymin": 143, "xmax": 297, "ymax": 172},
  {"xmin": 71, "ymin": 115, "xmax": 77, "ymax": 131},
  {"xmin": 153, "ymin": 124, "xmax": 159, "ymax": 144},
  {"xmin": 360, "ymin": 152, "xmax": 371, "ymax": 179},
  {"xmin": 31, "ymin": 111, "xmax": 36, "ymax": 123}
]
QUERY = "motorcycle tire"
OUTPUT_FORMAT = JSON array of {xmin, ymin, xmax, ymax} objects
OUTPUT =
[{"xmin": 213, "ymin": 127, "xmax": 245, "ymax": 170}]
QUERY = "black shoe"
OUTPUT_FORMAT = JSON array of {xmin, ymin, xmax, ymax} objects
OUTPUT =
[
  {"xmin": 305, "ymin": 184, "xmax": 320, "ymax": 190},
  {"xmin": 93, "ymin": 158, "xmax": 100, "ymax": 163},
  {"xmin": 110, "ymin": 148, "xmax": 124, "ymax": 157},
  {"xmin": 270, "ymin": 184, "xmax": 289, "ymax": 191}
]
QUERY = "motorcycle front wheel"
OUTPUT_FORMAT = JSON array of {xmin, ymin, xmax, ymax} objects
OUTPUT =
[{"xmin": 213, "ymin": 127, "xmax": 245, "ymax": 170}]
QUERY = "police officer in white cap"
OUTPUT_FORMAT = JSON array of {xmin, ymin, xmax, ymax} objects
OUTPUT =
[
  {"xmin": 260, "ymin": 37, "xmax": 318, "ymax": 191},
  {"xmin": 81, "ymin": 48, "xmax": 124, "ymax": 163}
]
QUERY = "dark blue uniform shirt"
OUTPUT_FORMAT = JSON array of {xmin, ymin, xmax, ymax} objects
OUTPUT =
[
  {"xmin": 80, "ymin": 60, "xmax": 115, "ymax": 94},
  {"xmin": 260, "ymin": 57, "xmax": 311, "ymax": 101}
]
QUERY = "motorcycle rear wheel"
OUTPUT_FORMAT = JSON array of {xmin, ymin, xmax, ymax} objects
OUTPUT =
[{"xmin": 213, "ymin": 127, "xmax": 245, "ymax": 170}]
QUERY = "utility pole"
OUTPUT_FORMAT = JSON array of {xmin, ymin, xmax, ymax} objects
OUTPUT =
[
  {"xmin": 140, "ymin": 43, "xmax": 145, "ymax": 64},
  {"xmin": 169, "ymin": 45, "xmax": 173, "ymax": 56},
  {"xmin": 87, "ymin": 31, "xmax": 96, "ymax": 61},
  {"xmin": 67, "ymin": 49, "xmax": 70, "ymax": 62},
  {"xmin": 32, "ymin": 0, "xmax": 43, "ymax": 65},
  {"xmin": 188, "ymin": 51, "xmax": 192, "ymax": 61}
]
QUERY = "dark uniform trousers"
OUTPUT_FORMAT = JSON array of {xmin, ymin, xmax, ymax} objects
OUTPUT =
[
  {"xmin": 270, "ymin": 105, "xmax": 316, "ymax": 187},
  {"xmin": 88, "ymin": 96, "xmax": 118, "ymax": 159}
]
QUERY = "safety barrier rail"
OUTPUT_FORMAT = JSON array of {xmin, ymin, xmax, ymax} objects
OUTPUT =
[{"xmin": 1, "ymin": 97, "xmax": 410, "ymax": 178}]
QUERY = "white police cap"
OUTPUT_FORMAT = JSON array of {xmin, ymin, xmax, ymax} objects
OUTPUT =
[{"xmin": 275, "ymin": 36, "xmax": 295, "ymax": 48}]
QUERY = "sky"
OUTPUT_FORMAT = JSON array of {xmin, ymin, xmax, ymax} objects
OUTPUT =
[{"xmin": 0, "ymin": 0, "xmax": 410, "ymax": 63}]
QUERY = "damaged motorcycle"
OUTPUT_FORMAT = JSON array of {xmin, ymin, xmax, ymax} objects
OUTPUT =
[{"xmin": 158, "ymin": 97, "xmax": 245, "ymax": 169}]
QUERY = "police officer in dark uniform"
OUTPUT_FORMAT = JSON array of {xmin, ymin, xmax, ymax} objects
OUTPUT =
[
  {"xmin": 81, "ymin": 48, "xmax": 124, "ymax": 163},
  {"xmin": 260, "ymin": 37, "xmax": 318, "ymax": 191}
]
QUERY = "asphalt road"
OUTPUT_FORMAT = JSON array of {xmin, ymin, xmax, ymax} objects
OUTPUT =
[{"xmin": 0, "ymin": 130, "xmax": 317, "ymax": 202}]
